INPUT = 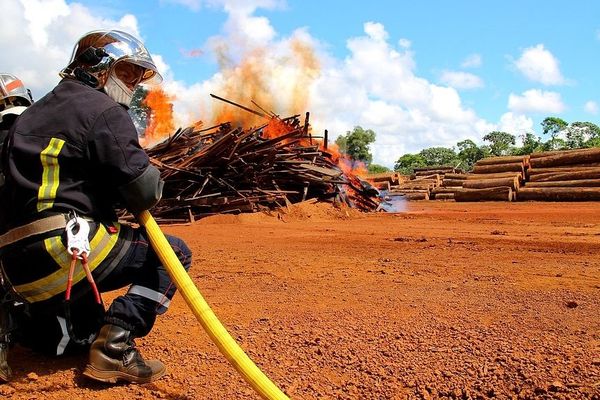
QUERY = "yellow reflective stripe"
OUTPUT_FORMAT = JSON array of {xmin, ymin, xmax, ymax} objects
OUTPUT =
[
  {"xmin": 14, "ymin": 223, "xmax": 121, "ymax": 303},
  {"xmin": 37, "ymin": 138, "xmax": 66, "ymax": 212}
]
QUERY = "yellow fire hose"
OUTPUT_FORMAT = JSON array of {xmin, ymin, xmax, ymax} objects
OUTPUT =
[{"xmin": 137, "ymin": 210, "xmax": 289, "ymax": 400}]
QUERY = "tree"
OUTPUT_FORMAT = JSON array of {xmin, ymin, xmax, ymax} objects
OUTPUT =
[
  {"xmin": 128, "ymin": 86, "xmax": 150, "ymax": 135},
  {"xmin": 514, "ymin": 133, "xmax": 543, "ymax": 155},
  {"xmin": 345, "ymin": 126, "xmax": 376, "ymax": 164},
  {"xmin": 542, "ymin": 137, "xmax": 566, "ymax": 151},
  {"xmin": 456, "ymin": 139, "xmax": 487, "ymax": 169},
  {"xmin": 334, "ymin": 135, "xmax": 347, "ymax": 154},
  {"xmin": 482, "ymin": 131, "xmax": 516, "ymax": 156},
  {"xmin": 368, "ymin": 164, "xmax": 390, "ymax": 173},
  {"xmin": 566, "ymin": 121, "xmax": 600, "ymax": 149},
  {"xmin": 541, "ymin": 117, "xmax": 567, "ymax": 150},
  {"xmin": 335, "ymin": 126, "xmax": 376, "ymax": 165},
  {"xmin": 394, "ymin": 153, "xmax": 426, "ymax": 174},
  {"xmin": 418, "ymin": 146, "xmax": 459, "ymax": 166}
]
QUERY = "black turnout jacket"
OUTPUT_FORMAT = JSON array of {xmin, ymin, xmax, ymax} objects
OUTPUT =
[{"xmin": 1, "ymin": 78, "xmax": 160, "ymax": 231}]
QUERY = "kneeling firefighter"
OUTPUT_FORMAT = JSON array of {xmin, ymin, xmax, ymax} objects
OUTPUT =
[
  {"xmin": 0, "ymin": 73, "xmax": 35, "ymax": 382},
  {"xmin": 0, "ymin": 30, "xmax": 192, "ymax": 384}
]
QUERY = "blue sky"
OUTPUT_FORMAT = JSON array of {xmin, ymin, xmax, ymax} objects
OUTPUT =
[{"xmin": 3, "ymin": 0, "xmax": 600, "ymax": 166}]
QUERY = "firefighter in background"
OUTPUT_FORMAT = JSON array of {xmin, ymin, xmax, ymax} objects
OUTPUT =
[
  {"xmin": 0, "ymin": 73, "xmax": 35, "ymax": 382},
  {"xmin": 0, "ymin": 73, "xmax": 34, "ymax": 183},
  {"xmin": 0, "ymin": 30, "xmax": 192, "ymax": 384}
]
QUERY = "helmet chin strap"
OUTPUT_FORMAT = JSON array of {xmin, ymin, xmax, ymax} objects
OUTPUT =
[{"xmin": 103, "ymin": 72, "xmax": 134, "ymax": 107}]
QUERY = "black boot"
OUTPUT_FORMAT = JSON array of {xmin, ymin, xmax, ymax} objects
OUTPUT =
[{"xmin": 83, "ymin": 324, "xmax": 165, "ymax": 384}]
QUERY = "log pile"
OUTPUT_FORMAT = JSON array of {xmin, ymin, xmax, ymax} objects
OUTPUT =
[
  {"xmin": 385, "ymin": 166, "xmax": 462, "ymax": 201},
  {"xmin": 518, "ymin": 147, "xmax": 600, "ymax": 201},
  {"xmin": 433, "ymin": 172, "xmax": 467, "ymax": 200},
  {"xmin": 142, "ymin": 115, "xmax": 380, "ymax": 222},
  {"xmin": 454, "ymin": 156, "xmax": 528, "ymax": 202},
  {"xmin": 363, "ymin": 172, "xmax": 408, "ymax": 191}
]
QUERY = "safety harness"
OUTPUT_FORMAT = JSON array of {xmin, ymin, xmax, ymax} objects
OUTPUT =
[
  {"xmin": 0, "ymin": 212, "xmax": 115, "ymax": 346},
  {"xmin": 63, "ymin": 213, "xmax": 104, "ymax": 345}
]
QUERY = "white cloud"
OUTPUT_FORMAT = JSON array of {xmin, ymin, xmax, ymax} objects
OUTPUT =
[
  {"xmin": 307, "ymin": 23, "xmax": 492, "ymax": 166},
  {"xmin": 461, "ymin": 54, "xmax": 482, "ymax": 68},
  {"xmin": 439, "ymin": 71, "xmax": 484, "ymax": 89},
  {"xmin": 496, "ymin": 112, "xmax": 534, "ymax": 136},
  {"xmin": 364, "ymin": 22, "xmax": 388, "ymax": 42},
  {"xmin": 164, "ymin": 0, "xmax": 283, "ymax": 12},
  {"xmin": 513, "ymin": 44, "xmax": 565, "ymax": 85},
  {"xmin": 584, "ymin": 100, "xmax": 598, "ymax": 115},
  {"xmin": 508, "ymin": 89, "xmax": 565, "ymax": 114},
  {"xmin": 1, "ymin": 0, "xmax": 140, "ymax": 99}
]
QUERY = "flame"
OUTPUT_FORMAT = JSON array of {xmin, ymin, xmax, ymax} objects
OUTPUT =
[
  {"xmin": 144, "ymin": 88, "xmax": 176, "ymax": 142},
  {"xmin": 319, "ymin": 142, "xmax": 368, "ymax": 177},
  {"xmin": 263, "ymin": 117, "xmax": 293, "ymax": 139}
]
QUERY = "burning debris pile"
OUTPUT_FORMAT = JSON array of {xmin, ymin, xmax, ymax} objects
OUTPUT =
[{"xmin": 143, "ymin": 108, "xmax": 379, "ymax": 222}]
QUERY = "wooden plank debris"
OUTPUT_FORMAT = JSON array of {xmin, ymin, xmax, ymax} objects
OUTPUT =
[{"xmin": 141, "ymin": 106, "xmax": 379, "ymax": 222}]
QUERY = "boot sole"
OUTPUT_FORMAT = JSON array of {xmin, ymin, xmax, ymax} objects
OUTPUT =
[{"xmin": 82, "ymin": 364, "xmax": 166, "ymax": 384}]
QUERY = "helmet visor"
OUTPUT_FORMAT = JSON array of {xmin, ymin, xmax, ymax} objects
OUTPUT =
[
  {"xmin": 102, "ymin": 31, "xmax": 163, "ymax": 85},
  {"xmin": 67, "ymin": 30, "xmax": 163, "ymax": 87}
]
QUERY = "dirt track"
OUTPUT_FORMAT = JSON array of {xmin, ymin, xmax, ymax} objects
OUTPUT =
[{"xmin": 3, "ymin": 201, "xmax": 600, "ymax": 399}]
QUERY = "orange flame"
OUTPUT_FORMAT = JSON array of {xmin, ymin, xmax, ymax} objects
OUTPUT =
[
  {"xmin": 318, "ymin": 142, "xmax": 368, "ymax": 177},
  {"xmin": 144, "ymin": 88, "xmax": 175, "ymax": 142},
  {"xmin": 263, "ymin": 117, "xmax": 293, "ymax": 139}
]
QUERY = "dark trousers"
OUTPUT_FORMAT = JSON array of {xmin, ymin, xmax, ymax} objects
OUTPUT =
[
  {"xmin": 99, "ymin": 227, "xmax": 192, "ymax": 337},
  {"xmin": 3, "ymin": 223, "xmax": 192, "ymax": 355}
]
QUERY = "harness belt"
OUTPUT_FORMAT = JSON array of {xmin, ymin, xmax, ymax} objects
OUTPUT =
[{"xmin": 0, "ymin": 215, "xmax": 68, "ymax": 249}]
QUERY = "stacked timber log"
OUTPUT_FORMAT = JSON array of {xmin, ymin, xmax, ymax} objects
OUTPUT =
[
  {"xmin": 432, "ymin": 173, "xmax": 468, "ymax": 200},
  {"xmin": 518, "ymin": 147, "xmax": 600, "ymax": 201},
  {"xmin": 385, "ymin": 166, "xmax": 461, "ymax": 201},
  {"xmin": 364, "ymin": 172, "xmax": 408, "ymax": 191},
  {"xmin": 418, "ymin": 166, "xmax": 464, "ymax": 200},
  {"xmin": 455, "ymin": 155, "xmax": 529, "ymax": 202},
  {"xmin": 142, "ymin": 115, "xmax": 379, "ymax": 222}
]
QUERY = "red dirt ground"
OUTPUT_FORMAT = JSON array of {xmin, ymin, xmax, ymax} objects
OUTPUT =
[{"xmin": 2, "ymin": 201, "xmax": 600, "ymax": 399}]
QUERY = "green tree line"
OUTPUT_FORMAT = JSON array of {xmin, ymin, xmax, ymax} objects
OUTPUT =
[{"xmin": 335, "ymin": 118, "xmax": 600, "ymax": 175}]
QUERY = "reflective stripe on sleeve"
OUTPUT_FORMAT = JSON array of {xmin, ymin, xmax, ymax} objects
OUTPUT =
[{"xmin": 37, "ymin": 138, "xmax": 66, "ymax": 212}]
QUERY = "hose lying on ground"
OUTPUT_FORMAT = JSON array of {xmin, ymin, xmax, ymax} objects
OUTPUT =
[{"xmin": 137, "ymin": 210, "xmax": 289, "ymax": 400}]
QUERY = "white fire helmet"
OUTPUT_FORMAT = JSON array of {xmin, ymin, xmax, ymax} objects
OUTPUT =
[
  {"xmin": 0, "ymin": 73, "xmax": 33, "ymax": 122},
  {"xmin": 61, "ymin": 29, "xmax": 162, "ymax": 107}
]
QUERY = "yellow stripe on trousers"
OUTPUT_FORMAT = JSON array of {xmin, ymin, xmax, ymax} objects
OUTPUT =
[
  {"xmin": 14, "ymin": 223, "xmax": 121, "ymax": 303},
  {"xmin": 37, "ymin": 138, "xmax": 65, "ymax": 212}
]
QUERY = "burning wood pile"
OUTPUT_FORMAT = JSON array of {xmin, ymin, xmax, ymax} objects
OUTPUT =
[{"xmin": 143, "ymin": 110, "xmax": 379, "ymax": 222}]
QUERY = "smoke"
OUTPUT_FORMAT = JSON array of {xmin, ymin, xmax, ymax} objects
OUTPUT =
[{"xmin": 378, "ymin": 193, "xmax": 408, "ymax": 213}]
